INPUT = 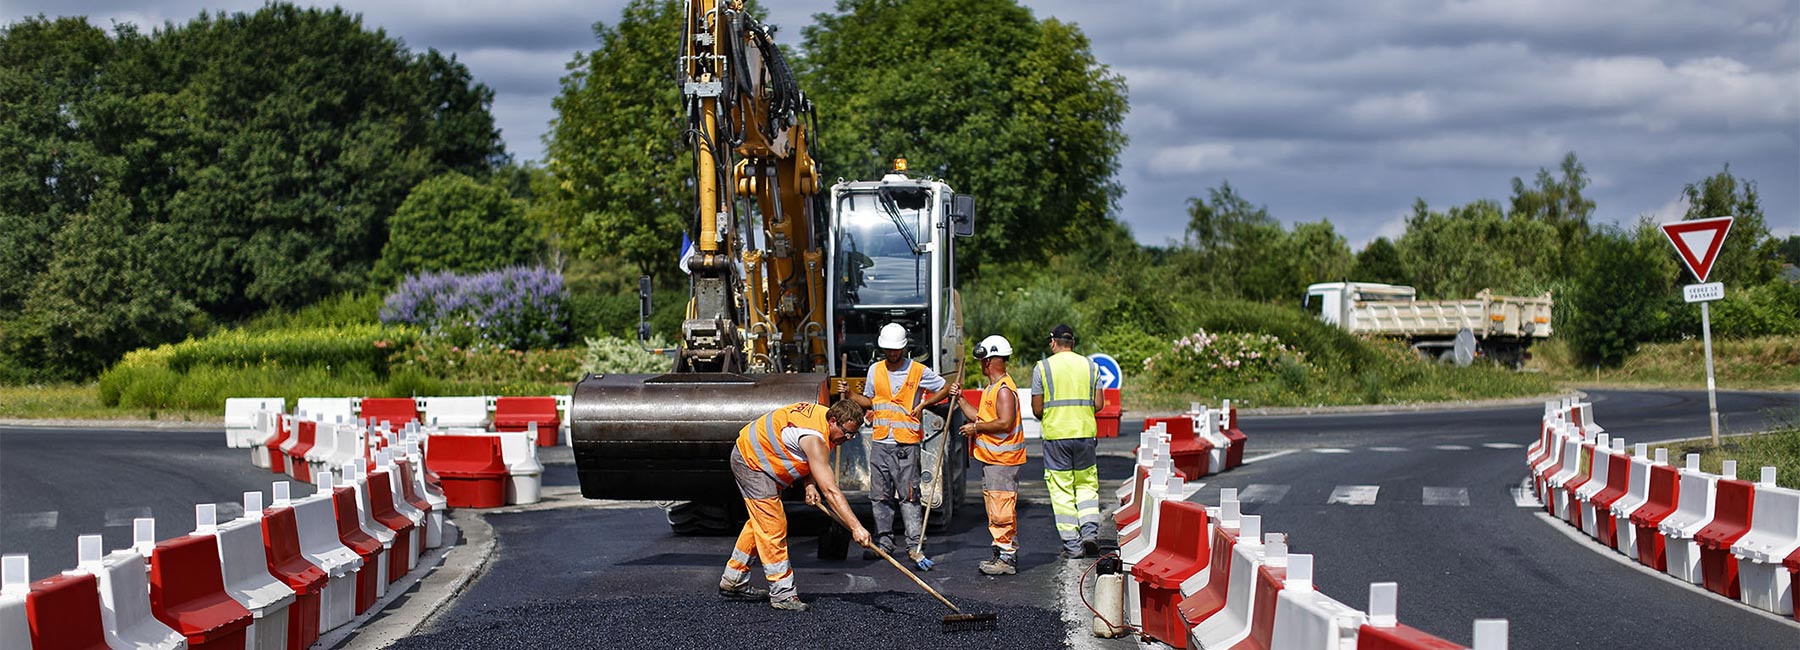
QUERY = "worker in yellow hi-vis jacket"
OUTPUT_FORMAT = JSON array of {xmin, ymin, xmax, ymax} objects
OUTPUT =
[{"xmin": 1032, "ymin": 324, "xmax": 1104, "ymax": 559}]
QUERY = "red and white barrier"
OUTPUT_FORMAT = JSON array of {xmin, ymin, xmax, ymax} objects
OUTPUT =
[
  {"xmin": 420, "ymin": 396, "xmax": 489, "ymax": 430},
  {"xmin": 1, "ymin": 556, "xmax": 33, "ymax": 650},
  {"xmin": 147, "ymin": 524, "xmax": 255, "ymax": 650},
  {"xmin": 1185, "ymin": 520, "xmax": 1272, "ymax": 649},
  {"xmin": 1573, "ymin": 436, "xmax": 1620, "ymax": 534},
  {"xmin": 1732, "ymin": 471, "xmax": 1800, "ymax": 615},
  {"xmin": 295, "ymin": 398, "xmax": 356, "ymax": 428},
  {"xmin": 1660, "ymin": 456, "xmax": 1721, "ymax": 585},
  {"xmin": 1131, "ymin": 498, "xmax": 1211, "ymax": 647},
  {"xmin": 342, "ymin": 463, "xmax": 403, "ymax": 589},
  {"xmin": 1542, "ymin": 438, "xmax": 1585, "ymax": 520},
  {"xmin": 1357, "ymin": 582, "xmax": 1508, "ymax": 650},
  {"xmin": 259, "ymin": 492, "xmax": 325, "ymax": 650},
  {"xmin": 283, "ymin": 481, "xmax": 360, "ymax": 632},
  {"xmin": 1269, "ymin": 555, "xmax": 1366, "ymax": 650},
  {"xmin": 227, "ymin": 398, "xmax": 285, "ymax": 449},
  {"xmin": 1695, "ymin": 467, "xmax": 1756, "ymax": 599},
  {"xmin": 497, "ymin": 432, "xmax": 544, "ymax": 505},
  {"xmin": 205, "ymin": 498, "xmax": 295, "ymax": 650},
  {"xmin": 325, "ymin": 471, "xmax": 385, "ymax": 615},
  {"xmin": 24, "ymin": 565, "xmax": 114, "ymax": 650},
  {"xmin": 1610, "ymin": 446, "xmax": 1663, "ymax": 555},
  {"xmin": 367, "ymin": 453, "xmax": 423, "ymax": 575}
]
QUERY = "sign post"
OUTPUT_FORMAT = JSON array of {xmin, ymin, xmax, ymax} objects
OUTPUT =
[{"xmin": 1660, "ymin": 216, "xmax": 1733, "ymax": 445}]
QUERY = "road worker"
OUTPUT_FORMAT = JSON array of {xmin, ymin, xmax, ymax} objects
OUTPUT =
[
  {"xmin": 1033, "ymin": 324, "xmax": 1105, "ymax": 558},
  {"xmin": 950, "ymin": 335, "xmax": 1025, "ymax": 575},
  {"xmin": 839, "ymin": 322, "xmax": 952, "ymax": 570},
  {"xmin": 719, "ymin": 399, "xmax": 871, "ymax": 611}
]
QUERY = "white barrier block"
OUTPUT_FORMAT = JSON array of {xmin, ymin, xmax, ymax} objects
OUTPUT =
[
  {"xmin": 1366, "ymin": 583, "xmax": 1398, "ymax": 628},
  {"xmin": 1731, "ymin": 483, "xmax": 1800, "ymax": 615},
  {"xmin": 1544, "ymin": 439, "xmax": 1584, "ymax": 519},
  {"xmin": 225, "ymin": 397, "xmax": 285, "ymax": 448},
  {"xmin": 1473, "ymin": 619, "xmax": 1508, "ymax": 650},
  {"xmin": 295, "ymin": 398, "xmax": 356, "ymax": 427},
  {"xmin": 1612, "ymin": 454, "xmax": 1658, "ymax": 556},
  {"xmin": 499, "ymin": 432, "xmax": 544, "ymax": 505},
  {"xmin": 0, "ymin": 555, "xmax": 26, "ymax": 650},
  {"xmin": 292, "ymin": 491, "xmax": 361, "ymax": 632},
  {"xmin": 1188, "ymin": 516, "xmax": 1266, "ymax": 649},
  {"xmin": 216, "ymin": 515, "xmax": 295, "ymax": 650},
  {"xmin": 421, "ymin": 396, "xmax": 491, "ymax": 429},
  {"xmin": 85, "ymin": 547, "xmax": 185, "ymax": 650},
  {"xmin": 1659, "ymin": 464, "xmax": 1721, "ymax": 584},
  {"xmin": 1576, "ymin": 446, "xmax": 1616, "ymax": 534},
  {"xmin": 1269, "ymin": 558, "xmax": 1366, "ymax": 650}
]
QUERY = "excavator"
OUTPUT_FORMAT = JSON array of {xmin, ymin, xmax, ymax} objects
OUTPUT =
[{"xmin": 570, "ymin": 0, "xmax": 978, "ymax": 545}]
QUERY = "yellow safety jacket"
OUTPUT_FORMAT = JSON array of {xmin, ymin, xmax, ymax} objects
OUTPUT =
[
  {"xmin": 973, "ymin": 375, "xmax": 1026, "ymax": 466},
  {"xmin": 735, "ymin": 402, "xmax": 834, "ymax": 487},
  {"xmin": 870, "ymin": 360, "xmax": 925, "ymax": 444},
  {"xmin": 1036, "ymin": 350, "xmax": 1097, "ymax": 441}
]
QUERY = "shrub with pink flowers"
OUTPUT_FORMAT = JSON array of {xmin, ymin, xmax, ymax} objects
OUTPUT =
[{"xmin": 1143, "ymin": 329, "xmax": 1304, "ymax": 387}]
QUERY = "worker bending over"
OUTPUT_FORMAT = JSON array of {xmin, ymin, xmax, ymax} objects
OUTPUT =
[
  {"xmin": 720, "ymin": 400, "xmax": 871, "ymax": 611},
  {"xmin": 951, "ymin": 335, "xmax": 1025, "ymax": 575},
  {"xmin": 840, "ymin": 322, "xmax": 952, "ymax": 570},
  {"xmin": 1033, "ymin": 324, "xmax": 1105, "ymax": 558}
]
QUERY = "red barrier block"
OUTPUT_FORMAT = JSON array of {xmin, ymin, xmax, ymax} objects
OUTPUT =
[
  {"xmin": 260, "ymin": 506, "xmax": 324, "ymax": 650},
  {"xmin": 1179, "ymin": 526, "xmax": 1241, "ymax": 627},
  {"xmin": 1357, "ymin": 624, "xmax": 1468, "ymax": 650},
  {"xmin": 1536, "ymin": 441, "xmax": 1570, "ymax": 515},
  {"xmin": 1591, "ymin": 453, "xmax": 1634, "ymax": 547},
  {"xmin": 1132, "ymin": 501, "xmax": 1211, "ymax": 647},
  {"xmin": 1564, "ymin": 442, "xmax": 1596, "ymax": 530},
  {"xmin": 425, "ymin": 435, "xmax": 508, "ymax": 508},
  {"xmin": 267, "ymin": 416, "xmax": 293, "ymax": 475},
  {"xmin": 1222, "ymin": 419, "xmax": 1248, "ymax": 470},
  {"xmin": 367, "ymin": 470, "xmax": 417, "ymax": 583},
  {"xmin": 150, "ymin": 535, "xmax": 254, "ymax": 650},
  {"xmin": 1227, "ymin": 564, "xmax": 1287, "ymax": 650},
  {"xmin": 289, "ymin": 421, "xmax": 317, "ymax": 483},
  {"xmin": 24, "ymin": 572, "xmax": 110, "ymax": 650},
  {"xmin": 397, "ymin": 459, "xmax": 434, "ymax": 518},
  {"xmin": 359, "ymin": 398, "xmax": 419, "ymax": 429},
  {"xmin": 494, "ymin": 396, "xmax": 561, "ymax": 447},
  {"xmin": 1097, "ymin": 388, "xmax": 1122, "ymax": 438},
  {"xmin": 1630, "ymin": 464, "xmax": 1683, "ymax": 571},
  {"xmin": 1786, "ymin": 545, "xmax": 1800, "ymax": 622},
  {"xmin": 331, "ymin": 487, "xmax": 383, "ymax": 614},
  {"xmin": 1149, "ymin": 416, "xmax": 1211, "ymax": 479},
  {"xmin": 1116, "ymin": 467, "xmax": 1152, "ymax": 530},
  {"xmin": 1696, "ymin": 478, "xmax": 1757, "ymax": 599}
]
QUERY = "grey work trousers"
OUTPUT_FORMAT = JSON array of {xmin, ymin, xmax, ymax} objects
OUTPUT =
[{"xmin": 868, "ymin": 441, "xmax": 923, "ymax": 552}]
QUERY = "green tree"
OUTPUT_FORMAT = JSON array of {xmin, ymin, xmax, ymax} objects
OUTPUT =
[
  {"xmin": 376, "ymin": 173, "xmax": 539, "ymax": 282},
  {"xmin": 1679, "ymin": 165, "xmax": 1781, "ymax": 286},
  {"xmin": 1564, "ymin": 222, "xmax": 1684, "ymax": 366},
  {"xmin": 1179, "ymin": 181, "xmax": 1287, "ymax": 300},
  {"xmin": 801, "ymin": 0, "xmax": 1129, "ymax": 272},
  {"xmin": 541, "ymin": 0, "xmax": 692, "ymax": 276},
  {"xmin": 1397, "ymin": 198, "xmax": 1556, "ymax": 298},
  {"xmin": 1508, "ymin": 151, "xmax": 1594, "ymax": 279},
  {"xmin": 1351, "ymin": 237, "xmax": 1407, "ymax": 284},
  {"xmin": 1779, "ymin": 235, "xmax": 1800, "ymax": 267},
  {"xmin": 1279, "ymin": 220, "xmax": 1353, "ymax": 296}
]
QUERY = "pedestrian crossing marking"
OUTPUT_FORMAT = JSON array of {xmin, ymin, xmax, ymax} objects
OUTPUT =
[
  {"xmin": 1369, "ymin": 447, "xmax": 1409, "ymax": 452},
  {"xmin": 1310, "ymin": 448, "xmax": 1352, "ymax": 454},
  {"xmin": 1422, "ymin": 487, "xmax": 1470, "ymax": 507},
  {"xmin": 1483, "ymin": 442, "xmax": 1524, "ymax": 449},
  {"xmin": 104, "ymin": 507, "xmax": 152, "ymax": 527},
  {"xmin": 1433, "ymin": 444, "xmax": 1472, "ymax": 451},
  {"xmin": 1328, "ymin": 485, "xmax": 1380, "ymax": 505},
  {"xmin": 1238, "ymin": 484, "xmax": 1290, "ymax": 504},
  {"xmin": 7, "ymin": 511, "xmax": 57, "ymax": 530}
]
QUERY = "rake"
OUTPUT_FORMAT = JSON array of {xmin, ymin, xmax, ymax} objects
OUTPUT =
[{"xmin": 813, "ymin": 503, "xmax": 998, "ymax": 632}]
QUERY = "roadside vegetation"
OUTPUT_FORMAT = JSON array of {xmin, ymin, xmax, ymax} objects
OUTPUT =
[
  {"xmin": 1670, "ymin": 412, "xmax": 1800, "ymax": 490},
  {"xmin": 3, "ymin": 1, "xmax": 1796, "ymax": 422}
]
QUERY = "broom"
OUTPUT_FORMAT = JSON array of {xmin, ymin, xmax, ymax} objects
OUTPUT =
[{"xmin": 813, "ymin": 502, "xmax": 999, "ymax": 632}]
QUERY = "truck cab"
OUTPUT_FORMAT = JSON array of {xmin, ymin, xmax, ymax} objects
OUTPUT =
[{"xmin": 1304, "ymin": 281, "xmax": 1416, "ymax": 326}]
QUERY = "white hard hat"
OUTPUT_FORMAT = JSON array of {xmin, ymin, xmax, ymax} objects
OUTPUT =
[
  {"xmin": 975, "ymin": 335, "xmax": 1012, "ymax": 359},
  {"xmin": 877, "ymin": 323, "xmax": 909, "ymax": 350}
]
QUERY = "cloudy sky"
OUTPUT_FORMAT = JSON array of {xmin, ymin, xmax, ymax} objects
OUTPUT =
[{"xmin": 10, "ymin": 0, "xmax": 1797, "ymax": 247}]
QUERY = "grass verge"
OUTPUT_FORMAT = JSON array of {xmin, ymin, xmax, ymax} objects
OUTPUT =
[
  {"xmin": 1530, "ymin": 336, "xmax": 1800, "ymax": 389},
  {"xmin": 1667, "ymin": 411, "xmax": 1800, "ymax": 490}
]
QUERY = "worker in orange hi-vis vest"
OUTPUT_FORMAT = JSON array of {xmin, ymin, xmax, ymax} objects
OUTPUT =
[
  {"xmin": 951, "ymin": 335, "xmax": 1025, "ymax": 576},
  {"xmin": 720, "ymin": 400, "xmax": 871, "ymax": 611},
  {"xmin": 839, "ymin": 322, "xmax": 952, "ymax": 570}
]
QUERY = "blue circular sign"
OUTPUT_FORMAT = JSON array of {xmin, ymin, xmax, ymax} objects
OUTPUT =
[{"xmin": 1088, "ymin": 353, "xmax": 1123, "ymax": 390}]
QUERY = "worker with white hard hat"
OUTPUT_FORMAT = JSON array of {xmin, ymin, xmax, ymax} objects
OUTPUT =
[
  {"xmin": 838, "ymin": 322, "xmax": 952, "ymax": 570},
  {"xmin": 950, "ymin": 335, "xmax": 1025, "ymax": 575}
]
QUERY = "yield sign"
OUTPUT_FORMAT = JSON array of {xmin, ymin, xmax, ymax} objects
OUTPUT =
[{"xmin": 1660, "ymin": 216, "xmax": 1734, "ymax": 283}]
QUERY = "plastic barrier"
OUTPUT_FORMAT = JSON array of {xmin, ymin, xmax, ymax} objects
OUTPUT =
[
  {"xmin": 1356, "ymin": 582, "xmax": 1467, "ymax": 650},
  {"xmin": 325, "ymin": 474, "xmax": 383, "ymax": 616},
  {"xmin": 425, "ymin": 434, "xmax": 508, "ymax": 508},
  {"xmin": 357, "ymin": 398, "xmax": 419, "ymax": 429},
  {"xmin": 1695, "ymin": 471, "xmax": 1756, "ymax": 599},
  {"xmin": 1610, "ymin": 447, "xmax": 1660, "ymax": 555},
  {"xmin": 394, "ymin": 452, "xmax": 442, "ymax": 550},
  {"xmin": 1630, "ymin": 461, "xmax": 1683, "ymax": 571},
  {"xmin": 1194, "ymin": 407, "xmax": 1232, "ymax": 476},
  {"xmin": 294, "ymin": 398, "xmax": 355, "ymax": 427},
  {"xmin": 226, "ymin": 398, "xmax": 285, "ymax": 449},
  {"xmin": 312, "ymin": 424, "xmax": 363, "ymax": 485},
  {"xmin": 1150, "ymin": 416, "xmax": 1211, "ymax": 480},
  {"xmin": 286, "ymin": 420, "xmax": 317, "ymax": 483},
  {"xmin": 1660, "ymin": 457, "xmax": 1721, "ymax": 584},
  {"xmin": 1560, "ymin": 438, "xmax": 1599, "ymax": 530},
  {"xmin": 1132, "ymin": 500, "xmax": 1211, "ymax": 647},
  {"xmin": 420, "ymin": 396, "xmax": 489, "ymax": 429},
  {"xmin": 207, "ymin": 498, "xmax": 295, "ymax": 650},
  {"xmin": 1786, "ymin": 547, "xmax": 1800, "ymax": 622},
  {"xmin": 1222, "ymin": 400, "xmax": 1249, "ymax": 469},
  {"xmin": 1584, "ymin": 442, "xmax": 1631, "ymax": 542},
  {"xmin": 1530, "ymin": 427, "xmax": 1568, "ymax": 504},
  {"xmin": 1268, "ymin": 556, "xmax": 1365, "ymax": 650},
  {"xmin": 1096, "ymin": 387, "xmax": 1122, "ymax": 438},
  {"xmin": 1178, "ymin": 500, "xmax": 1244, "ymax": 629},
  {"xmin": 497, "ymin": 432, "xmax": 544, "ymax": 505},
  {"xmin": 23, "ymin": 569, "xmax": 111, "ymax": 650},
  {"xmin": 346, "ymin": 463, "xmax": 409, "ymax": 582},
  {"xmin": 148, "ymin": 532, "xmax": 254, "ymax": 650},
  {"xmin": 1, "ymin": 556, "xmax": 30, "ymax": 650},
  {"xmin": 1732, "ymin": 473, "xmax": 1800, "ymax": 615},
  {"xmin": 285, "ymin": 482, "xmax": 361, "ymax": 633},
  {"xmin": 1186, "ymin": 522, "xmax": 1273, "ymax": 649},
  {"xmin": 366, "ymin": 459, "xmax": 421, "ymax": 576},
  {"xmin": 494, "ymin": 396, "xmax": 560, "ymax": 447},
  {"xmin": 1543, "ymin": 439, "xmax": 1584, "ymax": 520},
  {"xmin": 1230, "ymin": 552, "xmax": 1293, "ymax": 650},
  {"xmin": 258, "ymin": 499, "xmax": 324, "ymax": 650},
  {"xmin": 1120, "ymin": 470, "xmax": 1178, "ymax": 559}
]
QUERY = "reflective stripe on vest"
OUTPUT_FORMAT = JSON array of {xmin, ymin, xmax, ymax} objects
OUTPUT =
[
  {"xmin": 973, "ymin": 375, "xmax": 1026, "ymax": 466},
  {"xmin": 735, "ymin": 402, "xmax": 832, "ymax": 486},
  {"xmin": 1038, "ymin": 351, "xmax": 1096, "ymax": 440},
  {"xmin": 870, "ymin": 360, "xmax": 925, "ymax": 444}
]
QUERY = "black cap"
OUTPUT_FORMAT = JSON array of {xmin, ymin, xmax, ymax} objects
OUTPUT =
[{"xmin": 1049, "ymin": 324, "xmax": 1076, "ymax": 343}]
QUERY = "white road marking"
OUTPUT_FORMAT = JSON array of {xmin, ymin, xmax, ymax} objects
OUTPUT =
[
  {"xmin": 1369, "ymin": 446, "xmax": 1409, "ymax": 452},
  {"xmin": 1483, "ymin": 442, "xmax": 1525, "ymax": 449},
  {"xmin": 215, "ymin": 502, "xmax": 244, "ymax": 520},
  {"xmin": 104, "ymin": 507, "xmax": 152, "ymax": 527},
  {"xmin": 7, "ymin": 511, "xmax": 58, "ymax": 530},
  {"xmin": 1433, "ymin": 444, "xmax": 1472, "ymax": 451},
  {"xmin": 1422, "ymin": 487, "xmax": 1470, "ymax": 507},
  {"xmin": 1328, "ymin": 485, "xmax": 1380, "ymax": 505},
  {"xmin": 1241, "ymin": 449, "xmax": 1299, "ymax": 465},
  {"xmin": 1513, "ymin": 477, "xmax": 1544, "ymax": 508},
  {"xmin": 1310, "ymin": 448, "xmax": 1353, "ymax": 454},
  {"xmin": 1239, "ymin": 484, "xmax": 1291, "ymax": 504}
]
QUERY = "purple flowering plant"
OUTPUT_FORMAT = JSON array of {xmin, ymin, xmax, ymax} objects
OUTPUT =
[{"xmin": 381, "ymin": 266, "xmax": 570, "ymax": 350}]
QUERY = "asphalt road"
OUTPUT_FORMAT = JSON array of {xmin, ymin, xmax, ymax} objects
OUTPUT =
[{"xmin": 2, "ymin": 389, "xmax": 1795, "ymax": 649}]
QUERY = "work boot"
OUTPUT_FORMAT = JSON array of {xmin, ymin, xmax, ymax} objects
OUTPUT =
[
  {"xmin": 1081, "ymin": 538, "xmax": 1102, "ymax": 558},
  {"xmin": 909, "ymin": 549, "xmax": 934, "ymax": 571},
  {"xmin": 718, "ymin": 584, "xmax": 768, "ymax": 601},
  {"xmin": 862, "ymin": 542, "xmax": 896, "ymax": 561},
  {"xmin": 1059, "ymin": 547, "xmax": 1084, "ymax": 560},
  {"xmin": 770, "ymin": 597, "xmax": 810, "ymax": 612},
  {"xmin": 978, "ymin": 557, "xmax": 1016, "ymax": 576}
]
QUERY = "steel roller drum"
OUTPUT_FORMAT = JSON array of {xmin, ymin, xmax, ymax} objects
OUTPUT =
[{"xmin": 571, "ymin": 372, "xmax": 830, "ymax": 501}]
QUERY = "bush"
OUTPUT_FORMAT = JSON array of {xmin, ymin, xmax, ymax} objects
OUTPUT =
[
  {"xmin": 1173, "ymin": 298, "xmax": 1375, "ymax": 371},
  {"xmin": 380, "ymin": 266, "xmax": 571, "ymax": 350},
  {"xmin": 582, "ymin": 336, "xmax": 676, "ymax": 374},
  {"xmin": 1709, "ymin": 282, "xmax": 1800, "ymax": 338},
  {"xmin": 375, "ymin": 172, "xmax": 539, "ymax": 283},
  {"xmin": 1564, "ymin": 227, "xmax": 1681, "ymax": 366},
  {"xmin": 239, "ymin": 291, "xmax": 382, "ymax": 332},
  {"xmin": 386, "ymin": 337, "xmax": 584, "ymax": 385},
  {"xmin": 965, "ymin": 274, "xmax": 1091, "ymax": 358},
  {"xmin": 163, "ymin": 325, "xmax": 415, "ymax": 375},
  {"xmin": 1144, "ymin": 329, "xmax": 1303, "ymax": 388},
  {"xmin": 97, "ymin": 326, "xmax": 418, "ymax": 406},
  {"xmin": 1091, "ymin": 328, "xmax": 1164, "ymax": 374}
]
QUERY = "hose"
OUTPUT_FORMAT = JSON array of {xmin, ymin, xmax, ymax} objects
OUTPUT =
[{"xmin": 1078, "ymin": 551, "xmax": 1139, "ymax": 636}]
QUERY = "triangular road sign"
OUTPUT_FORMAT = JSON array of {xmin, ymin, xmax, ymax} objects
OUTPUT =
[{"xmin": 1660, "ymin": 216, "xmax": 1733, "ymax": 283}]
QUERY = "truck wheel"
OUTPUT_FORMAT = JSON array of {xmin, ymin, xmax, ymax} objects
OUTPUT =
[{"xmin": 666, "ymin": 499, "xmax": 744, "ymax": 536}]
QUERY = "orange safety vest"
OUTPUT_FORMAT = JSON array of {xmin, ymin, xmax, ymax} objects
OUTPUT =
[
  {"xmin": 870, "ymin": 360, "xmax": 926, "ymax": 444},
  {"xmin": 973, "ymin": 375, "xmax": 1026, "ymax": 466},
  {"xmin": 735, "ymin": 402, "xmax": 834, "ymax": 487}
]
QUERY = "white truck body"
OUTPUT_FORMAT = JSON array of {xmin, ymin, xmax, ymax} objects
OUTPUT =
[{"xmin": 1305, "ymin": 281, "xmax": 1553, "ymax": 366}]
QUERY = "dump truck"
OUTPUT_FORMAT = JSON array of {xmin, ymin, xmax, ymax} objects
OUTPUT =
[
  {"xmin": 570, "ymin": 0, "xmax": 974, "ymax": 544},
  {"xmin": 1304, "ymin": 281, "xmax": 1553, "ymax": 368}
]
